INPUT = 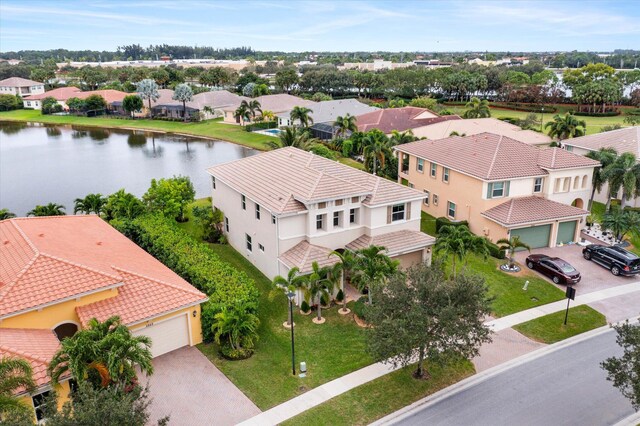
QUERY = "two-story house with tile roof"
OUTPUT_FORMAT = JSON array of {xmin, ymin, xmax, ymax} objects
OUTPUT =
[
  {"xmin": 395, "ymin": 133, "xmax": 600, "ymax": 249},
  {"xmin": 0, "ymin": 216, "xmax": 207, "ymax": 422},
  {"xmin": 206, "ymin": 147, "xmax": 435, "ymax": 281},
  {"xmin": 0, "ymin": 77, "xmax": 45, "ymax": 97}
]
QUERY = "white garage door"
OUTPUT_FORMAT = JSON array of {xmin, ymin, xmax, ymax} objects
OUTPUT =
[{"xmin": 133, "ymin": 314, "xmax": 190, "ymax": 358}]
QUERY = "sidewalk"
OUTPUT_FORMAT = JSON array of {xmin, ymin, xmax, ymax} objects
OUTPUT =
[{"xmin": 238, "ymin": 282, "xmax": 640, "ymax": 426}]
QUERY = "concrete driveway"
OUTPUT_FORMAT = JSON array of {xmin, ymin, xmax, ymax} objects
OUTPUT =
[{"xmin": 141, "ymin": 346, "xmax": 260, "ymax": 426}]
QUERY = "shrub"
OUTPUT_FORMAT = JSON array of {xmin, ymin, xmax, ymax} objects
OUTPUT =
[
  {"xmin": 321, "ymin": 293, "xmax": 330, "ymax": 307},
  {"xmin": 0, "ymin": 94, "xmax": 19, "ymax": 111},
  {"xmin": 309, "ymin": 144, "xmax": 337, "ymax": 160},
  {"xmin": 300, "ymin": 300, "xmax": 310, "ymax": 313},
  {"xmin": 574, "ymin": 110, "xmax": 620, "ymax": 117},
  {"xmin": 336, "ymin": 289, "xmax": 344, "ymax": 303},
  {"xmin": 487, "ymin": 241, "xmax": 506, "ymax": 260},
  {"xmin": 113, "ymin": 214, "xmax": 260, "ymax": 342},
  {"xmin": 352, "ymin": 296, "xmax": 369, "ymax": 321},
  {"xmin": 42, "ymin": 96, "xmax": 62, "ymax": 114},
  {"xmin": 245, "ymin": 121, "xmax": 277, "ymax": 132},
  {"xmin": 219, "ymin": 343, "xmax": 254, "ymax": 360},
  {"xmin": 435, "ymin": 217, "xmax": 469, "ymax": 233},
  {"xmin": 625, "ymin": 108, "xmax": 640, "ymax": 116},
  {"xmin": 311, "ymin": 92, "xmax": 332, "ymax": 102}
]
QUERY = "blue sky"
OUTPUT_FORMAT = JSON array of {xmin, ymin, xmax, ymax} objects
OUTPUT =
[{"xmin": 1, "ymin": 1, "xmax": 638, "ymax": 53}]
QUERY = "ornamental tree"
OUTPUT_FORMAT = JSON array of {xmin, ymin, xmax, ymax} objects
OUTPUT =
[
  {"xmin": 136, "ymin": 79, "xmax": 160, "ymax": 117},
  {"xmin": 142, "ymin": 175, "xmax": 195, "ymax": 222},
  {"xmin": 601, "ymin": 318, "xmax": 640, "ymax": 410},
  {"xmin": 122, "ymin": 95, "xmax": 143, "ymax": 118},
  {"xmin": 172, "ymin": 83, "xmax": 194, "ymax": 122}
]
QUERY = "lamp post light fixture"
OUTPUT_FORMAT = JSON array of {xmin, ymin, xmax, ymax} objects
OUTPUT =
[
  {"xmin": 540, "ymin": 106, "xmax": 545, "ymax": 132},
  {"xmin": 287, "ymin": 291, "xmax": 296, "ymax": 376}
]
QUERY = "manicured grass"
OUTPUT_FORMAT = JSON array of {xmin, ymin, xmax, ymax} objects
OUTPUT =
[
  {"xmin": 338, "ymin": 156, "xmax": 365, "ymax": 170},
  {"xmin": 421, "ymin": 211, "xmax": 437, "ymax": 236},
  {"xmin": 177, "ymin": 200, "xmax": 371, "ymax": 410},
  {"xmin": 514, "ymin": 305, "xmax": 607, "ymax": 344},
  {"xmin": 282, "ymin": 358, "xmax": 475, "ymax": 426},
  {"xmin": 0, "ymin": 109, "xmax": 273, "ymax": 150}
]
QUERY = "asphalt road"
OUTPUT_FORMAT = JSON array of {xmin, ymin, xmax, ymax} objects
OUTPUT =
[{"xmin": 391, "ymin": 329, "xmax": 635, "ymax": 426}]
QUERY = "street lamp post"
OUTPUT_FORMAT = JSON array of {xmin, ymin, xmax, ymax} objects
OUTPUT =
[
  {"xmin": 540, "ymin": 106, "xmax": 545, "ymax": 132},
  {"xmin": 287, "ymin": 291, "xmax": 296, "ymax": 376}
]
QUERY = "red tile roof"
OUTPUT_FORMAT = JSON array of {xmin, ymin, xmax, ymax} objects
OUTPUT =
[
  {"xmin": 395, "ymin": 133, "xmax": 599, "ymax": 181},
  {"xmin": 355, "ymin": 106, "xmax": 461, "ymax": 133},
  {"xmin": 75, "ymin": 89, "xmax": 128, "ymax": 104},
  {"xmin": 481, "ymin": 196, "xmax": 588, "ymax": 226},
  {"xmin": 23, "ymin": 86, "xmax": 81, "ymax": 101},
  {"xmin": 0, "ymin": 216, "xmax": 206, "ymax": 321}
]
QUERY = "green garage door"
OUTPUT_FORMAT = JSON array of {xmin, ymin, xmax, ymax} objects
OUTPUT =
[
  {"xmin": 556, "ymin": 220, "xmax": 577, "ymax": 245},
  {"xmin": 511, "ymin": 224, "xmax": 552, "ymax": 249}
]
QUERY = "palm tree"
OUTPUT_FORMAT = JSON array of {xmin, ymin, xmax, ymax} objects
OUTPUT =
[
  {"xmin": 389, "ymin": 130, "xmax": 418, "ymax": 145},
  {"xmin": 234, "ymin": 103, "xmax": 250, "ymax": 125},
  {"xmin": 261, "ymin": 110, "xmax": 275, "ymax": 122},
  {"xmin": 73, "ymin": 193, "xmax": 107, "ymax": 215},
  {"xmin": 48, "ymin": 316, "xmax": 153, "ymax": 388},
  {"xmin": 27, "ymin": 203, "xmax": 66, "ymax": 216},
  {"xmin": 351, "ymin": 245, "xmax": 398, "ymax": 305},
  {"xmin": 586, "ymin": 147, "xmax": 618, "ymax": 210},
  {"xmin": 290, "ymin": 106, "xmax": 314, "ymax": 128},
  {"xmin": 267, "ymin": 126, "xmax": 317, "ymax": 150},
  {"xmin": 0, "ymin": 209, "xmax": 16, "ymax": 220},
  {"xmin": 329, "ymin": 249, "xmax": 358, "ymax": 313},
  {"xmin": 496, "ymin": 236, "xmax": 531, "ymax": 270},
  {"xmin": 462, "ymin": 97, "xmax": 491, "ymax": 118},
  {"xmin": 602, "ymin": 209, "xmax": 640, "ymax": 241},
  {"xmin": 605, "ymin": 152, "xmax": 640, "ymax": 210},
  {"xmin": 333, "ymin": 114, "xmax": 357, "ymax": 139},
  {"xmin": 246, "ymin": 99, "xmax": 262, "ymax": 121},
  {"xmin": 544, "ymin": 113, "xmax": 586, "ymax": 141},
  {"xmin": 212, "ymin": 303, "xmax": 260, "ymax": 351},
  {"xmin": 435, "ymin": 225, "xmax": 488, "ymax": 278},
  {"xmin": 304, "ymin": 261, "xmax": 330, "ymax": 323},
  {"xmin": 103, "ymin": 189, "xmax": 145, "ymax": 220},
  {"xmin": 0, "ymin": 357, "xmax": 36, "ymax": 421},
  {"xmin": 362, "ymin": 131, "xmax": 392, "ymax": 176},
  {"xmin": 272, "ymin": 267, "xmax": 307, "ymax": 326}
]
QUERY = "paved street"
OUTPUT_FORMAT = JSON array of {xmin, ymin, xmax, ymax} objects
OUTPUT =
[{"xmin": 388, "ymin": 329, "xmax": 635, "ymax": 426}]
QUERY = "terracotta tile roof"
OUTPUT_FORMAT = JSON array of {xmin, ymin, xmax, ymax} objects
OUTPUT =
[
  {"xmin": 75, "ymin": 89, "xmax": 128, "ymax": 104},
  {"xmin": 279, "ymin": 241, "xmax": 339, "ymax": 274},
  {"xmin": 345, "ymin": 230, "xmax": 435, "ymax": 256},
  {"xmin": 24, "ymin": 86, "xmax": 81, "ymax": 101},
  {"xmin": 0, "ymin": 77, "xmax": 43, "ymax": 87},
  {"xmin": 563, "ymin": 127, "xmax": 640, "ymax": 157},
  {"xmin": 355, "ymin": 106, "xmax": 461, "ymax": 133},
  {"xmin": 0, "ymin": 328, "xmax": 62, "ymax": 391},
  {"xmin": 481, "ymin": 196, "xmax": 588, "ymax": 226},
  {"xmin": 395, "ymin": 133, "xmax": 599, "ymax": 181},
  {"xmin": 0, "ymin": 216, "xmax": 206, "ymax": 321},
  {"xmin": 207, "ymin": 147, "xmax": 425, "ymax": 215}
]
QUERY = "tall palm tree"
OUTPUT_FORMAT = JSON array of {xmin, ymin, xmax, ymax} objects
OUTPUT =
[
  {"xmin": 606, "ymin": 152, "xmax": 640, "ymax": 210},
  {"xmin": 586, "ymin": 147, "xmax": 618, "ymax": 210},
  {"xmin": 48, "ymin": 316, "xmax": 153, "ymax": 388},
  {"xmin": 290, "ymin": 106, "xmax": 314, "ymax": 128},
  {"xmin": 0, "ymin": 209, "xmax": 16, "ymax": 220},
  {"xmin": 272, "ymin": 267, "xmax": 307, "ymax": 326},
  {"xmin": 234, "ymin": 103, "xmax": 250, "ymax": 124},
  {"xmin": 304, "ymin": 262, "xmax": 330, "ymax": 323},
  {"xmin": 351, "ymin": 245, "xmax": 398, "ymax": 305},
  {"xmin": 0, "ymin": 357, "xmax": 36, "ymax": 421},
  {"xmin": 496, "ymin": 236, "xmax": 531, "ymax": 270},
  {"xmin": 267, "ymin": 126, "xmax": 317, "ymax": 150},
  {"xmin": 329, "ymin": 249, "xmax": 358, "ymax": 313},
  {"xmin": 74, "ymin": 193, "xmax": 107, "ymax": 215},
  {"xmin": 27, "ymin": 203, "xmax": 66, "ymax": 217},
  {"xmin": 103, "ymin": 189, "xmax": 145, "ymax": 220},
  {"xmin": 602, "ymin": 209, "xmax": 640, "ymax": 241},
  {"xmin": 544, "ymin": 113, "xmax": 587, "ymax": 141},
  {"xmin": 389, "ymin": 130, "xmax": 418, "ymax": 145},
  {"xmin": 245, "ymin": 99, "xmax": 262, "ymax": 121},
  {"xmin": 362, "ymin": 131, "xmax": 393, "ymax": 176},
  {"xmin": 333, "ymin": 114, "xmax": 357, "ymax": 139},
  {"xmin": 435, "ymin": 225, "xmax": 487, "ymax": 278},
  {"xmin": 462, "ymin": 97, "xmax": 491, "ymax": 118},
  {"xmin": 213, "ymin": 303, "xmax": 260, "ymax": 351}
]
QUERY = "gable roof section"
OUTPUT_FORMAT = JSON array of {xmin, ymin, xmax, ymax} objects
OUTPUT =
[
  {"xmin": 346, "ymin": 230, "xmax": 435, "ymax": 256},
  {"xmin": 207, "ymin": 147, "xmax": 425, "ymax": 214},
  {"xmin": 481, "ymin": 196, "xmax": 588, "ymax": 226},
  {"xmin": 279, "ymin": 241, "xmax": 339, "ymax": 274},
  {"xmin": 395, "ymin": 133, "xmax": 599, "ymax": 181},
  {"xmin": 0, "ymin": 77, "xmax": 43, "ymax": 87},
  {"xmin": 23, "ymin": 86, "xmax": 81, "ymax": 101},
  {"xmin": 355, "ymin": 106, "xmax": 461, "ymax": 133},
  {"xmin": 278, "ymin": 99, "xmax": 379, "ymax": 124},
  {"xmin": 562, "ymin": 127, "xmax": 640, "ymax": 157},
  {"xmin": 75, "ymin": 89, "xmax": 128, "ymax": 104}
]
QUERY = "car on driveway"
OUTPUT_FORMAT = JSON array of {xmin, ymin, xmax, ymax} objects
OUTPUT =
[
  {"xmin": 526, "ymin": 254, "xmax": 581, "ymax": 284},
  {"xmin": 582, "ymin": 244, "xmax": 640, "ymax": 276}
]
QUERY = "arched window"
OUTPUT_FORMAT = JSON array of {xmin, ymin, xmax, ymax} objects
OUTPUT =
[
  {"xmin": 563, "ymin": 177, "xmax": 570, "ymax": 192},
  {"xmin": 582, "ymin": 175, "xmax": 588, "ymax": 188},
  {"xmin": 53, "ymin": 322, "xmax": 79, "ymax": 341},
  {"xmin": 573, "ymin": 176, "xmax": 580, "ymax": 189},
  {"xmin": 555, "ymin": 178, "xmax": 562, "ymax": 193}
]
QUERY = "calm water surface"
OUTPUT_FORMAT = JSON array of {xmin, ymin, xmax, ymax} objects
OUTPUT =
[{"xmin": 0, "ymin": 122, "xmax": 255, "ymax": 215}]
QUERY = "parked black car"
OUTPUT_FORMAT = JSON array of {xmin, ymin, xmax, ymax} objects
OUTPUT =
[
  {"xmin": 526, "ymin": 254, "xmax": 581, "ymax": 284},
  {"xmin": 582, "ymin": 244, "xmax": 640, "ymax": 276}
]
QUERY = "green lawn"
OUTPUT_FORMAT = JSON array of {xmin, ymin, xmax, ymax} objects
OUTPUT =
[
  {"xmin": 177, "ymin": 201, "xmax": 372, "ymax": 410},
  {"xmin": 421, "ymin": 211, "xmax": 437, "ymax": 236},
  {"xmin": 514, "ymin": 305, "xmax": 607, "ymax": 344},
  {"xmin": 281, "ymin": 358, "xmax": 475, "ymax": 426}
]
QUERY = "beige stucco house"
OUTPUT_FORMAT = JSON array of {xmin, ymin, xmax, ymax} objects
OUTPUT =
[
  {"xmin": 0, "ymin": 77, "xmax": 45, "ymax": 97},
  {"xmin": 206, "ymin": 147, "xmax": 435, "ymax": 282},
  {"xmin": 562, "ymin": 127, "xmax": 640, "ymax": 207},
  {"xmin": 221, "ymin": 94, "xmax": 315, "ymax": 125},
  {"xmin": 395, "ymin": 133, "xmax": 600, "ymax": 249}
]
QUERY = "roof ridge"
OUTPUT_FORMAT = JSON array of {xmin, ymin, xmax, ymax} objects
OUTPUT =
[
  {"xmin": 300, "ymin": 241, "xmax": 312, "ymax": 270},
  {"xmin": 0, "ymin": 342, "xmax": 52, "ymax": 365},
  {"xmin": 485, "ymin": 134, "xmax": 502, "ymax": 179},
  {"xmin": 505, "ymin": 198, "xmax": 515, "ymax": 223},
  {"xmin": 0, "ymin": 220, "xmax": 41, "ymax": 298},
  {"xmin": 110, "ymin": 265, "xmax": 205, "ymax": 298},
  {"xmin": 39, "ymin": 252, "xmax": 123, "ymax": 282}
]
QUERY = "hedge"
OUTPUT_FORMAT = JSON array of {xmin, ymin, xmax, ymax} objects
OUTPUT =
[
  {"xmin": 113, "ymin": 214, "xmax": 260, "ymax": 342},
  {"xmin": 487, "ymin": 241, "xmax": 506, "ymax": 260},
  {"xmin": 435, "ymin": 217, "xmax": 470, "ymax": 233},
  {"xmin": 497, "ymin": 103, "xmax": 557, "ymax": 113},
  {"xmin": 574, "ymin": 110, "xmax": 620, "ymax": 117},
  {"xmin": 625, "ymin": 108, "xmax": 640, "ymax": 116},
  {"xmin": 245, "ymin": 121, "xmax": 277, "ymax": 132}
]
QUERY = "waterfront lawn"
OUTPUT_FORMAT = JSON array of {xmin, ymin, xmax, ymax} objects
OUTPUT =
[
  {"xmin": 281, "ymin": 358, "xmax": 475, "ymax": 426},
  {"xmin": 513, "ymin": 305, "xmax": 607, "ymax": 344},
  {"xmin": 177, "ymin": 201, "xmax": 371, "ymax": 410}
]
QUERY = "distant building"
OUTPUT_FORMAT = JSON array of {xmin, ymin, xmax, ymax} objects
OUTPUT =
[
  {"xmin": 339, "ymin": 59, "xmax": 414, "ymax": 71},
  {"xmin": 0, "ymin": 77, "xmax": 45, "ymax": 97},
  {"xmin": 22, "ymin": 87, "xmax": 128, "ymax": 111}
]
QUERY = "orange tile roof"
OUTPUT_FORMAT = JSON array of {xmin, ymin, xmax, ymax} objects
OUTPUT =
[
  {"xmin": 0, "ymin": 216, "xmax": 206, "ymax": 321},
  {"xmin": 481, "ymin": 196, "xmax": 588, "ymax": 226},
  {"xmin": 0, "ymin": 328, "xmax": 62, "ymax": 391},
  {"xmin": 24, "ymin": 86, "xmax": 81, "ymax": 101},
  {"xmin": 356, "ymin": 106, "xmax": 461, "ymax": 133},
  {"xmin": 75, "ymin": 89, "xmax": 128, "ymax": 104}
]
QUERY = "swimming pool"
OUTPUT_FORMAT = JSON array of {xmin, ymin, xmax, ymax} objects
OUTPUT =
[{"xmin": 255, "ymin": 128, "xmax": 283, "ymax": 137}]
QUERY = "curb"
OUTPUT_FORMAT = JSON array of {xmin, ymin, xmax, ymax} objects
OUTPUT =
[{"xmin": 613, "ymin": 410, "xmax": 640, "ymax": 426}]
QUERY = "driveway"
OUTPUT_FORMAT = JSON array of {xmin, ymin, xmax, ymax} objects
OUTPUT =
[{"xmin": 141, "ymin": 346, "xmax": 260, "ymax": 426}]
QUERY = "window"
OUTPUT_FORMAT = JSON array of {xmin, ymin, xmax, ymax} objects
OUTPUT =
[
  {"xmin": 391, "ymin": 203, "xmax": 405, "ymax": 221},
  {"xmin": 554, "ymin": 178, "xmax": 562, "ymax": 193},
  {"xmin": 351, "ymin": 196, "xmax": 359, "ymax": 203},
  {"xmin": 417, "ymin": 158, "xmax": 424, "ymax": 173},
  {"xmin": 487, "ymin": 181, "xmax": 510, "ymax": 198},
  {"xmin": 225, "ymin": 217, "xmax": 229, "ymax": 232},
  {"xmin": 259, "ymin": 243, "xmax": 265, "ymax": 252},
  {"xmin": 563, "ymin": 177, "xmax": 570, "ymax": 192},
  {"xmin": 433, "ymin": 194, "xmax": 439, "ymax": 205},
  {"xmin": 211, "ymin": 176, "xmax": 216, "ymax": 189},
  {"xmin": 443, "ymin": 167, "xmax": 450, "ymax": 183},
  {"xmin": 333, "ymin": 211, "xmax": 343, "ymax": 227},
  {"xmin": 316, "ymin": 214, "xmax": 325, "ymax": 230},
  {"xmin": 246, "ymin": 234, "xmax": 252, "ymax": 251},
  {"xmin": 318, "ymin": 202, "xmax": 327, "ymax": 209},
  {"xmin": 350, "ymin": 208, "xmax": 359, "ymax": 224},
  {"xmin": 255, "ymin": 204, "xmax": 261, "ymax": 220},
  {"xmin": 582, "ymin": 175, "xmax": 588, "ymax": 189},
  {"xmin": 335, "ymin": 199, "xmax": 343, "ymax": 206},
  {"xmin": 566, "ymin": 145, "xmax": 574, "ymax": 152},
  {"xmin": 424, "ymin": 190, "xmax": 430, "ymax": 205},
  {"xmin": 430, "ymin": 162, "xmax": 437, "ymax": 178},
  {"xmin": 26, "ymin": 101, "xmax": 31, "ymax": 107},
  {"xmin": 447, "ymin": 201, "xmax": 456, "ymax": 219},
  {"xmin": 32, "ymin": 391, "xmax": 51, "ymax": 422},
  {"xmin": 271, "ymin": 215, "xmax": 276, "ymax": 224},
  {"xmin": 534, "ymin": 177, "xmax": 543, "ymax": 193},
  {"xmin": 408, "ymin": 182, "xmax": 414, "ymax": 188},
  {"xmin": 573, "ymin": 176, "xmax": 580, "ymax": 190},
  {"xmin": 401, "ymin": 154, "xmax": 410, "ymax": 173},
  {"xmin": 241, "ymin": 194, "xmax": 246, "ymax": 210}
]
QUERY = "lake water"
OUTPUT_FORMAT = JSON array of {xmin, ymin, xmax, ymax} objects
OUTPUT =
[{"xmin": 0, "ymin": 122, "xmax": 256, "ymax": 215}]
